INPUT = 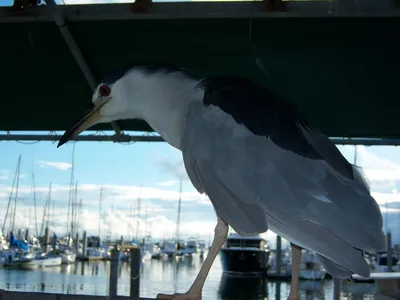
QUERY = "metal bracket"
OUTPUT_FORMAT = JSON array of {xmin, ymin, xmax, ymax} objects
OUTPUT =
[
  {"xmin": 11, "ymin": 0, "xmax": 40, "ymax": 13},
  {"xmin": 0, "ymin": 132, "xmax": 399, "ymax": 146},
  {"xmin": 130, "ymin": 0, "xmax": 153, "ymax": 13},
  {"xmin": 44, "ymin": 0, "xmax": 124, "ymax": 137},
  {"xmin": 264, "ymin": 0, "xmax": 287, "ymax": 12}
]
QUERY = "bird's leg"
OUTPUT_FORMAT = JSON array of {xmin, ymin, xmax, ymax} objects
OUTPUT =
[
  {"xmin": 287, "ymin": 243, "xmax": 302, "ymax": 300},
  {"xmin": 156, "ymin": 216, "xmax": 229, "ymax": 300}
]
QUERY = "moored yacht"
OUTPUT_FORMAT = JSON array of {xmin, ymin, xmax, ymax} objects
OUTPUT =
[{"xmin": 220, "ymin": 233, "xmax": 270, "ymax": 276}]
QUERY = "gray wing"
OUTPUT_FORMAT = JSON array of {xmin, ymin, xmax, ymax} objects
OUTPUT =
[{"xmin": 181, "ymin": 101, "xmax": 385, "ymax": 275}]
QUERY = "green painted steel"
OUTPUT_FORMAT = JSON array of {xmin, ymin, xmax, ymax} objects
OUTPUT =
[{"xmin": 1, "ymin": 17, "xmax": 399, "ymax": 137}]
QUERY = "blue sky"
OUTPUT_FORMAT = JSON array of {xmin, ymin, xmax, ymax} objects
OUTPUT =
[{"xmin": 0, "ymin": 130, "xmax": 218, "ymax": 242}]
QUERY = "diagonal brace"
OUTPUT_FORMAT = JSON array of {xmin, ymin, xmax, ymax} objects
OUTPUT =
[{"xmin": 44, "ymin": 0, "xmax": 123, "ymax": 137}]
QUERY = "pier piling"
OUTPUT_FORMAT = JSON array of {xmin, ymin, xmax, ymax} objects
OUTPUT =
[
  {"xmin": 130, "ymin": 247, "xmax": 141, "ymax": 299},
  {"xmin": 333, "ymin": 278, "xmax": 341, "ymax": 300},
  {"xmin": 387, "ymin": 232, "xmax": 393, "ymax": 272},
  {"xmin": 109, "ymin": 248, "xmax": 120, "ymax": 297},
  {"xmin": 75, "ymin": 233, "xmax": 79, "ymax": 251},
  {"xmin": 44, "ymin": 227, "xmax": 50, "ymax": 253},
  {"xmin": 83, "ymin": 230, "xmax": 87, "ymax": 256},
  {"xmin": 276, "ymin": 235, "xmax": 282, "ymax": 275}
]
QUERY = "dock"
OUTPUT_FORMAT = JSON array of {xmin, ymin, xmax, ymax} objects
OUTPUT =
[
  {"xmin": 351, "ymin": 272, "xmax": 400, "ymax": 300},
  {"xmin": 353, "ymin": 272, "xmax": 400, "ymax": 282}
]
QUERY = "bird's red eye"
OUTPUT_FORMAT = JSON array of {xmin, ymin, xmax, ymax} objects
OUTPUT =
[{"xmin": 99, "ymin": 85, "xmax": 111, "ymax": 97}]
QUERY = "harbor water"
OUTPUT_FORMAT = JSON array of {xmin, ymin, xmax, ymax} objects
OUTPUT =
[{"xmin": 0, "ymin": 254, "xmax": 376, "ymax": 300}]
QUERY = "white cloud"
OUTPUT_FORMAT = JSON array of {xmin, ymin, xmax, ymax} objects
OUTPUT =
[
  {"xmin": 0, "ymin": 169, "xmax": 25, "ymax": 180},
  {"xmin": 3, "ymin": 144, "xmax": 400, "ymax": 245},
  {"xmin": 39, "ymin": 161, "xmax": 72, "ymax": 171},
  {"xmin": 0, "ymin": 181, "xmax": 213, "ymax": 240},
  {"xmin": 357, "ymin": 146, "xmax": 400, "ymax": 181},
  {"xmin": 157, "ymin": 180, "xmax": 179, "ymax": 187},
  {"xmin": 371, "ymin": 191, "xmax": 400, "ymax": 206},
  {"xmin": 0, "ymin": 169, "xmax": 8, "ymax": 180}
]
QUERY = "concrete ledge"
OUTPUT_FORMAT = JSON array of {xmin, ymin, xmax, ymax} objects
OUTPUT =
[{"xmin": 0, "ymin": 290, "xmax": 156, "ymax": 300}]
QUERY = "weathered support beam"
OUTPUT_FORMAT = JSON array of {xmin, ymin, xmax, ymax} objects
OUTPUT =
[
  {"xmin": 0, "ymin": 134, "xmax": 163, "ymax": 143},
  {"xmin": 1, "ymin": 1, "xmax": 399, "ymax": 23},
  {"xmin": 44, "ymin": 0, "xmax": 123, "ymax": 137},
  {"xmin": 1, "ymin": 133, "xmax": 400, "ymax": 146}
]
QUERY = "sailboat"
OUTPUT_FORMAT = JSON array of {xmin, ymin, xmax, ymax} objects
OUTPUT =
[{"xmin": 161, "ymin": 180, "xmax": 184, "ymax": 257}]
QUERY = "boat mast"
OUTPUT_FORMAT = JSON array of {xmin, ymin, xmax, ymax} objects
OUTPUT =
[
  {"xmin": 71, "ymin": 180, "xmax": 78, "ymax": 238},
  {"xmin": 175, "ymin": 179, "xmax": 182, "ymax": 249},
  {"xmin": 11, "ymin": 154, "xmax": 22, "ymax": 233},
  {"xmin": 98, "ymin": 187, "xmax": 103, "ymax": 239},
  {"xmin": 66, "ymin": 144, "xmax": 76, "ymax": 242},
  {"xmin": 135, "ymin": 186, "xmax": 142, "ymax": 242},
  {"xmin": 46, "ymin": 182, "xmax": 52, "ymax": 230},
  {"xmin": 40, "ymin": 182, "xmax": 52, "ymax": 236},
  {"xmin": 128, "ymin": 203, "xmax": 133, "ymax": 241},
  {"xmin": 30, "ymin": 150, "xmax": 39, "ymax": 237},
  {"xmin": 3, "ymin": 155, "xmax": 21, "ymax": 234}
]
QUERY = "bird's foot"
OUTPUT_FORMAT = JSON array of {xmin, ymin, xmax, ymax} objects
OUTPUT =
[
  {"xmin": 286, "ymin": 295, "xmax": 300, "ymax": 300},
  {"xmin": 156, "ymin": 292, "xmax": 202, "ymax": 300}
]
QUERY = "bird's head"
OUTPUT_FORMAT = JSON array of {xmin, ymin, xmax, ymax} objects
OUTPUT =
[
  {"xmin": 57, "ymin": 81, "xmax": 125, "ymax": 148},
  {"xmin": 57, "ymin": 64, "xmax": 199, "ymax": 149}
]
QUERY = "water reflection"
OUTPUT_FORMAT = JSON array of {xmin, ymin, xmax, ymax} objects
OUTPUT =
[
  {"xmin": 0, "ymin": 255, "xmax": 377, "ymax": 299},
  {"xmin": 218, "ymin": 275, "xmax": 268, "ymax": 299}
]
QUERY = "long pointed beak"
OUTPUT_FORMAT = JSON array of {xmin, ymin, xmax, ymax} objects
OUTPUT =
[{"xmin": 57, "ymin": 101, "xmax": 107, "ymax": 148}]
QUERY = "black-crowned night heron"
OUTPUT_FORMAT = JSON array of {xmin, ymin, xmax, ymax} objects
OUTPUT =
[{"xmin": 58, "ymin": 64, "xmax": 386, "ymax": 300}]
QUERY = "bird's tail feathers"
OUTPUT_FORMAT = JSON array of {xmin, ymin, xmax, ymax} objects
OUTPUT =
[{"xmin": 315, "ymin": 253, "xmax": 354, "ymax": 279}]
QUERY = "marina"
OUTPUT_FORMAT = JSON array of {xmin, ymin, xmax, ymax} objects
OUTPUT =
[{"xmin": 0, "ymin": 256, "xmax": 399, "ymax": 300}]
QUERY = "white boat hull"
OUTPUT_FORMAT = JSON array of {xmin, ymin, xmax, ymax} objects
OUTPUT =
[
  {"xmin": 61, "ymin": 253, "xmax": 76, "ymax": 264},
  {"xmin": 299, "ymin": 269, "xmax": 326, "ymax": 280},
  {"xmin": 21, "ymin": 257, "xmax": 62, "ymax": 269}
]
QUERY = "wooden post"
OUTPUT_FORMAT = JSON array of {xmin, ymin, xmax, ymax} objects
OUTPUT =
[
  {"xmin": 75, "ymin": 233, "xmax": 79, "ymax": 251},
  {"xmin": 333, "ymin": 278, "xmax": 341, "ymax": 300},
  {"xmin": 82, "ymin": 231, "xmax": 87, "ymax": 257},
  {"xmin": 44, "ymin": 227, "xmax": 50, "ymax": 253},
  {"xmin": 109, "ymin": 247, "xmax": 119, "ymax": 297},
  {"xmin": 130, "ymin": 247, "xmax": 141, "ymax": 298},
  {"xmin": 387, "ymin": 232, "xmax": 393, "ymax": 272},
  {"xmin": 52, "ymin": 233, "xmax": 57, "ymax": 249},
  {"xmin": 276, "ymin": 235, "xmax": 282, "ymax": 275}
]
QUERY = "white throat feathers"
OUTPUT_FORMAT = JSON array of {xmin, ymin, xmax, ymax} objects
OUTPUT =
[{"xmin": 111, "ymin": 68, "xmax": 204, "ymax": 149}]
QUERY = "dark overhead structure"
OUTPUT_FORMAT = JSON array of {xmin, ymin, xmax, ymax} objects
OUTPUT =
[{"xmin": 0, "ymin": 1, "xmax": 400, "ymax": 144}]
